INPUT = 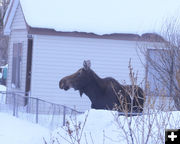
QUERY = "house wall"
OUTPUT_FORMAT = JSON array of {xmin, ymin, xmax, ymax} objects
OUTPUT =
[
  {"xmin": 7, "ymin": 3, "xmax": 27, "ymax": 96},
  {"xmin": 6, "ymin": 1, "xmax": 172, "ymax": 112},
  {"xmin": 31, "ymin": 35, "xmax": 147, "ymax": 112}
]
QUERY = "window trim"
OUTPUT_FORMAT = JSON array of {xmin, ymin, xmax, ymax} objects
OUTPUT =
[{"xmin": 11, "ymin": 42, "xmax": 22, "ymax": 89}]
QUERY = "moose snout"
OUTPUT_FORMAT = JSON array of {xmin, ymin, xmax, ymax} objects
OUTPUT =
[
  {"xmin": 59, "ymin": 79, "xmax": 64, "ymax": 89},
  {"xmin": 59, "ymin": 79, "xmax": 66, "ymax": 89},
  {"xmin": 59, "ymin": 79, "xmax": 70, "ymax": 90}
]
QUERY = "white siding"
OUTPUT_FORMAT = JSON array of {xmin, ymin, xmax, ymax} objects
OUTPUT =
[
  {"xmin": 11, "ymin": 4, "xmax": 26, "ymax": 30},
  {"xmin": 7, "ymin": 3, "xmax": 28, "ymax": 94},
  {"xmin": 31, "ymin": 35, "xmax": 146, "ymax": 112}
]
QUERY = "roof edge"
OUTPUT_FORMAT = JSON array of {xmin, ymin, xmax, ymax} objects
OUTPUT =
[
  {"xmin": 28, "ymin": 27, "xmax": 165, "ymax": 42},
  {"xmin": 3, "ymin": 0, "xmax": 19, "ymax": 35}
]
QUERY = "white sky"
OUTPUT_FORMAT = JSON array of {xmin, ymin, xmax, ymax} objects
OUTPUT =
[{"xmin": 20, "ymin": 0, "xmax": 180, "ymax": 35}]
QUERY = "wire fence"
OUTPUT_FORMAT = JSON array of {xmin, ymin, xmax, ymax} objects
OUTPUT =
[
  {"xmin": 0, "ymin": 90, "xmax": 177, "ymax": 131},
  {"xmin": 0, "ymin": 91, "xmax": 83, "ymax": 130}
]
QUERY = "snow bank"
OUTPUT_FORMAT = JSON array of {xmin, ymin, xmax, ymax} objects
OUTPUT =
[
  {"xmin": 20, "ymin": 0, "xmax": 180, "ymax": 35},
  {"xmin": 0, "ymin": 113, "xmax": 50, "ymax": 144},
  {"xmin": 0, "ymin": 85, "xmax": 6, "ymax": 104},
  {"xmin": 51, "ymin": 109, "xmax": 180, "ymax": 144},
  {"xmin": 0, "ymin": 85, "xmax": 6, "ymax": 91}
]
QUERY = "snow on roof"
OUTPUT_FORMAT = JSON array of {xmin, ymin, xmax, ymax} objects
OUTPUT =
[
  {"xmin": 3, "ymin": 0, "xmax": 13, "ymax": 25},
  {"xmin": 6, "ymin": 0, "xmax": 180, "ymax": 35},
  {"xmin": 0, "ymin": 64, "xmax": 8, "ymax": 68}
]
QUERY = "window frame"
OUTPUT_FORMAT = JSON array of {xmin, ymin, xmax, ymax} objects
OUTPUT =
[{"xmin": 11, "ymin": 42, "xmax": 22, "ymax": 89}]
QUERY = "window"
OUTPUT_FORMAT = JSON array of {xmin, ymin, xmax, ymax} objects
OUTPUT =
[
  {"xmin": 147, "ymin": 49, "xmax": 176, "ymax": 97},
  {"xmin": 12, "ymin": 43, "xmax": 22, "ymax": 88}
]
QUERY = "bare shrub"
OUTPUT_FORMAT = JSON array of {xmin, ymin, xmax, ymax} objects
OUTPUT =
[
  {"xmin": 137, "ymin": 18, "xmax": 180, "ymax": 110},
  {"xmin": 50, "ymin": 112, "xmax": 89, "ymax": 144},
  {"xmin": 112, "ymin": 60, "xmax": 180, "ymax": 144},
  {"xmin": 0, "ymin": 0, "xmax": 9, "ymax": 66},
  {"xmin": 0, "ymin": 33, "xmax": 8, "ymax": 66}
]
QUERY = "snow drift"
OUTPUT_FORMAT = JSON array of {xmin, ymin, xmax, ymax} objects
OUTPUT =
[{"xmin": 51, "ymin": 109, "xmax": 180, "ymax": 144}]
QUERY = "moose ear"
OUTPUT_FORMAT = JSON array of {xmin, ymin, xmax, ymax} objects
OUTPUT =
[{"xmin": 83, "ymin": 60, "xmax": 91, "ymax": 70}]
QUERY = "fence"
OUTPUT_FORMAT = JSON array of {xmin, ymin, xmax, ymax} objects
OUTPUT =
[{"xmin": 0, "ymin": 91, "xmax": 83, "ymax": 130}]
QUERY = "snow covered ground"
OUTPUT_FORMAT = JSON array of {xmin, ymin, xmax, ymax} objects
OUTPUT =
[
  {"xmin": 0, "ymin": 85, "xmax": 51, "ymax": 144},
  {"xmin": 51, "ymin": 109, "xmax": 180, "ymax": 144},
  {"xmin": 0, "ymin": 112, "xmax": 50, "ymax": 144},
  {"xmin": 0, "ymin": 107, "xmax": 180, "ymax": 144}
]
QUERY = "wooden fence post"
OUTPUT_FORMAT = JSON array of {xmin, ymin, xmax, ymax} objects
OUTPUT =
[
  {"xmin": 36, "ymin": 98, "xmax": 39, "ymax": 123},
  {"xmin": 13, "ymin": 93, "xmax": 16, "ymax": 116},
  {"xmin": 63, "ymin": 106, "xmax": 66, "ymax": 126}
]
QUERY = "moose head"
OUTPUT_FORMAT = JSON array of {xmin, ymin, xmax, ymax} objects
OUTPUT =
[{"xmin": 59, "ymin": 60, "xmax": 92, "ymax": 96}]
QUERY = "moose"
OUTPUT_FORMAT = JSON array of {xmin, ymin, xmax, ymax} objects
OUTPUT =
[{"xmin": 59, "ymin": 60, "xmax": 144, "ymax": 113}]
